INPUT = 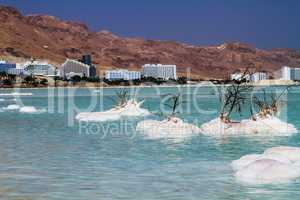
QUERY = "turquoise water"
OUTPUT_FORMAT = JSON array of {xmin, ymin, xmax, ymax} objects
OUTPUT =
[{"xmin": 0, "ymin": 86, "xmax": 300, "ymax": 200}]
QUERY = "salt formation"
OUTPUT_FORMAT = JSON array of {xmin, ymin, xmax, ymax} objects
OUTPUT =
[
  {"xmin": 232, "ymin": 146, "xmax": 300, "ymax": 184},
  {"xmin": 0, "ymin": 92, "xmax": 32, "ymax": 96},
  {"xmin": 3, "ymin": 104, "xmax": 45, "ymax": 114},
  {"xmin": 136, "ymin": 117, "xmax": 201, "ymax": 139},
  {"xmin": 201, "ymin": 86, "xmax": 298, "ymax": 136},
  {"xmin": 19, "ymin": 106, "xmax": 46, "ymax": 114},
  {"xmin": 200, "ymin": 115, "xmax": 297, "ymax": 137},
  {"xmin": 4, "ymin": 104, "xmax": 21, "ymax": 110},
  {"xmin": 136, "ymin": 93, "xmax": 201, "ymax": 139},
  {"xmin": 200, "ymin": 69, "xmax": 297, "ymax": 137},
  {"xmin": 76, "ymin": 99, "xmax": 151, "ymax": 122}
]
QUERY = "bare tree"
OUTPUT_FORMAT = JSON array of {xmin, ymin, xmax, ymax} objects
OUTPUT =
[
  {"xmin": 252, "ymin": 86, "xmax": 292, "ymax": 119},
  {"xmin": 219, "ymin": 69, "xmax": 253, "ymax": 123},
  {"xmin": 163, "ymin": 93, "xmax": 183, "ymax": 117},
  {"xmin": 108, "ymin": 89, "xmax": 130, "ymax": 108}
]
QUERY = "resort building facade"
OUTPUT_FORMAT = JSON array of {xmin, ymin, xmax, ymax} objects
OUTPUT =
[
  {"xmin": 0, "ymin": 60, "xmax": 56, "ymax": 76},
  {"xmin": 60, "ymin": 59, "xmax": 90, "ymax": 78},
  {"xmin": 0, "ymin": 60, "xmax": 17, "ymax": 74},
  {"xmin": 22, "ymin": 61, "xmax": 55, "ymax": 76},
  {"xmin": 142, "ymin": 64, "xmax": 177, "ymax": 80},
  {"xmin": 230, "ymin": 71, "xmax": 267, "ymax": 82},
  {"xmin": 79, "ymin": 55, "xmax": 97, "ymax": 78},
  {"xmin": 105, "ymin": 70, "xmax": 141, "ymax": 80},
  {"xmin": 230, "ymin": 72, "xmax": 251, "ymax": 81},
  {"xmin": 251, "ymin": 72, "xmax": 268, "ymax": 82},
  {"xmin": 281, "ymin": 66, "xmax": 300, "ymax": 81}
]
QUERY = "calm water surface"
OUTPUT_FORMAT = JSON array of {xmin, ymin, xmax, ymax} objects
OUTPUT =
[{"xmin": 0, "ymin": 86, "xmax": 300, "ymax": 200}]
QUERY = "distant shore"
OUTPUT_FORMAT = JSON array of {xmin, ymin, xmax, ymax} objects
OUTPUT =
[{"xmin": 0, "ymin": 80, "xmax": 298, "ymax": 90}]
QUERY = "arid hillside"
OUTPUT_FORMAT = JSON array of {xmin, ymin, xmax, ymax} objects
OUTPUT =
[{"xmin": 1, "ymin": 6, "xmax": 300, "ymax": 79}]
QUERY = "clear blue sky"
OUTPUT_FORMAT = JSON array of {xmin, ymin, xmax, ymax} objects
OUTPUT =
[{"xmin": 1, "ymin": 0, "xmax": 300, "ymax": 49}]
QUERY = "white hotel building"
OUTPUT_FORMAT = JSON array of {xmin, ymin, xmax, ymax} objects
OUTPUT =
[
  {"xmin": 60, "ymin": 59, "xmax": 90, "ymax": 78},
  {"xmin": 281, "ymin": 66, "xmax": 300, "ymax": 81},
  {"xmin": 251, "ymin": 72, "xmax": 268, "ymax": 82},
  {"xmin": 105, "ymin": 70, "xmax": 141, "ymax": 81},
  {"xmin": 142, "ymin": 64, "xmax": 177, "ymax": 80},
  {"xmin": 230, "ymin": 71, "xmax": 267, "ymax": 82},
  {"xmin": 230, "ymin": 72, "xmax": 251, "ymax": 81},
  {"xmin": 22, "ymin": 61, "xmax": 55, "ymax": 76}
]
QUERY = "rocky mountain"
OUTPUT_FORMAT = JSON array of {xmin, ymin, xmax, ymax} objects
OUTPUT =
[{"xmin": 1, "ymin": 6, "xmax": 300, "ymax": 79}]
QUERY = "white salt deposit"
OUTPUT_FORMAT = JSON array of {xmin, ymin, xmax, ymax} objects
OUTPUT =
[
  {"xmin": 231, "ymin": 154, "xmax": 261, "ymax": 171},
  {"xmin": 3, "ymin": 104, "xmax": 45, "ymax": 114},
  {"xmin": 117, "ymin": 100, "xmax": 151, "ymax": 117},
  {"xmin": 5, "ymin": 104, "xmax": 21, "ymax": 110},
  {"xmin": 0, "ymin": 93, "xmax": 32, "ymax": 96},
  {"xmin": 263, "ymin": 146, "xmax": 300, "ymax": 162},
  {"xmin": 201, "ymin": 116, "xmax": 297, "ymax": 137},
  {"xmin": 232, "ymin": 146, "xmax": 300, "ymax": 184},
  {"xmin": 19, "ymin": 106, "xmax": 46, "ymax": 114},
  {"xmin": 136, "ymin": 117, "xmax": 201, "ymax": 139},
  {"xmin": 76, "ymin": 99, "xmax": 151, "ymax": 122},
  {"xmin": 76, "ymin": 110, "xmax": 121, "ymax": 122}
]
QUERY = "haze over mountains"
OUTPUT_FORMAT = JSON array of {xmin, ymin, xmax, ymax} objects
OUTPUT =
[{"xmin": 0, "ymin": 6, "xmax": 300, "ymax": 79}]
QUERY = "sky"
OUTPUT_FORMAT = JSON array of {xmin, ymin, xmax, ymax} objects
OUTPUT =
[{"xmin": 1, "ymin": 0, "xmax": 300, "ymax": 50}]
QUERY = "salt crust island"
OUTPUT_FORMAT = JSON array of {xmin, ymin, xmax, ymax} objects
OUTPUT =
[
  {"xmin": 200, "ymin": 114, "xmax": 297, "ymax": 137},
  {"xmin": 3, "ymin": 104, "xmax": 46, "ymax": 114},
  {"xmin": 76, "ymin": 99, "xmax": 151, "ymax": 122},
  {"xmin": 232, "ymin": 146, "xmax": 300, "ymax": 184},
  {"xmin": 136, "ymin": 116, "xmax": 201, "ymax": 139}
]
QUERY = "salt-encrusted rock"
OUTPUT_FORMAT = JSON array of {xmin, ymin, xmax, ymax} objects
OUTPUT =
[
  {"xmin": 264, "ymin": 146, "xmax": 300, "ymax": 163},
  {"xmin": 76, "ymin": 99, "xmax": 151, "ymax": 122},
  {"xmin": 3, "ymin": 104, "xmax": 45, "ymax": 114},
  {"xmin": 231, "ymin": 153, "xmax": 293, "ymax": 172},
  {"xmin": 136, "ymin": 117, "xmax": 201, "ymax": 139},
  {"xmin": 231, "ymin": 154, "xmax": 261, "ymax": 171},
  {"xmin": 201, "ymin": 116, "xmax": 297, "ymax": 137},
  {"xmin": 235, "ymin": 159, "xmax": 300, "ymax": 184},
  {"xmin": 5, "ymin": 104, "xmax": 21, "ymax": 110},
  {"xmin": 232, "ymin": 146, "xmax": 300, "ymax": 184},
  {"xmin": 76, "ymin": 110, "xmax": 121, "ymax": 122}
]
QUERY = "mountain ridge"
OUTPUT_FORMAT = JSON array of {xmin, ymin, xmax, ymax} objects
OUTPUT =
[{"xmin": 1, "ymin": 5, "xmax": 300, "ymax": 79}]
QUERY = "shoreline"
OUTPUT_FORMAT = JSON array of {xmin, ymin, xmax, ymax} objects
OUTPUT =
[
  {"xmin": 0, "ymin": 80, "xmax": 298, "ymax": 90},
  {"xmin": 0, "ymin": 84, "xmax": 300, "ymax": 90}
]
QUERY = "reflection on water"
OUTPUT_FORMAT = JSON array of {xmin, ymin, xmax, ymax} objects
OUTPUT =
[{"xmin": 0, "ymin": 86, "xmax": 299, "ymax": 200}]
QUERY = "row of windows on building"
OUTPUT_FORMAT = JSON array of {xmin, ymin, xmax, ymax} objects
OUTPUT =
[
  {"xmin": 230, "ymin": 66, "xmax": 300, "ymax": 82},
  {"xmin": 0, "ymin": 60, "xmax": 56, "ymax": 76},
  {"xmin": 281, "ymin": 66, "xmax": 300, "ymax": 81},
  {"xmin": 0, "ymin": 59, "xmax": 178, "ymax": 81},
  {"xmin": 0, "ymin": 55, "xmax": 97, "ymax": 79},
  {"xmin": 105, "ymin": 70, "xmax": 141, "ymax": 80},
  {"xmin": 104, "ymin": 64, "xmax": 177, "ymax": 81},
  {"xmin": 2, "ymin": 57, "xmax": 300, "ymax": 82},
  {"xmin": 230, "ymin": 71, "xmax": 268, "ymax": 82}
]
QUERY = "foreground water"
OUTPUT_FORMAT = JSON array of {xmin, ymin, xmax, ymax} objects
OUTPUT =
[{"xmin": 0, "ymin": 86, "xmax": 300, "ymax": 200}]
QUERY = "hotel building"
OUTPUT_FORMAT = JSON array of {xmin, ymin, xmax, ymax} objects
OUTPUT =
[
  {"xmin": 22, "ymin": 61, "xmax": 55, "ymax": 76},
  {"xmin": 142, "ymin": 64, "xmax": 177, "ymax": 80},
  {"xmin": 230, "ymin": 72, "xmax": 251, "ymax": 81},
  {"xmin": 281, "ymin": 66, "xmax": 300, "ymax": 81},
  {"xmin": 105, "ymin": 70, "xmax": 141, "ymax": 80},
  {"xmin": 60, "ymin": 59, "xmax": 90, "ymax": 78},
  {"xmin": 251, "ymin": 72, "xmax": 268, "ymax": 82},
  {"xmin": 80, "ymin": 55, "xmax": 97, "ymax": 78},
  {"xmin": 0, "ymin": 60, "xmax": 17, "ymax": 74}
]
